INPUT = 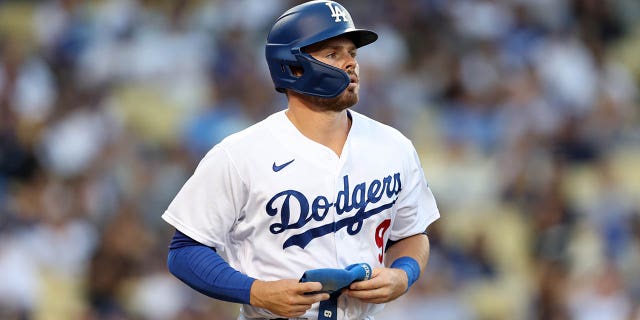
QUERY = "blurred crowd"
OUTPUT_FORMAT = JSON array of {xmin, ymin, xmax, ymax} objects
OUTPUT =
[{"xmin": 0, "ymin": 0, "xmax": 639, "ymax": 319}]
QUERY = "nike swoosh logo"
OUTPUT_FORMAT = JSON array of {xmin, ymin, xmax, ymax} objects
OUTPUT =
[{"xmin": 272, "ymin": 159, "xmax": 295, "ymax": 172}]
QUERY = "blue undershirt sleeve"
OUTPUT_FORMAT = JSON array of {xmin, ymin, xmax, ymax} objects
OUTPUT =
[{"xmin": 167, "ymin": 230, "xmax": 256, "ymax": 304}]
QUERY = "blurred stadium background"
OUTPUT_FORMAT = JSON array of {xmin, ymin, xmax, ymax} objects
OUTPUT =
[{"xmin": 0, "ymin": 0, "xmax": 639, "ymax": 319}]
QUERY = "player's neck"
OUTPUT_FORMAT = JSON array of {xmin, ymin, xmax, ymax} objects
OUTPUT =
[{"xmin": 285, "ymin": 104, "xmax": 351, "ymax": 157}]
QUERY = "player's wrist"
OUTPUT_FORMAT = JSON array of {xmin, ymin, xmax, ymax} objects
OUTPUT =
[
  {"xmin": 390, "ymin": 256, "xmax": 420, "ymax": 291},
  {"xmin": 249, "ymin": 279, "xmax": 267, "ymax": 308},
  {"xmin": 392, "ymin": 267, "xmax": 409, "ymax": 291}
]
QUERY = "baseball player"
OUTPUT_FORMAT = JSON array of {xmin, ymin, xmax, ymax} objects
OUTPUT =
[{"xmin": 163, "ymin": 1, "xmax": 440, "ymax": 319}]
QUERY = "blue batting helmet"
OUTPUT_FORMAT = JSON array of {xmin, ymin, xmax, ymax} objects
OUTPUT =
[{"xmin": 265, "ymin": 0, "xmax": 378, "ymax": 98}]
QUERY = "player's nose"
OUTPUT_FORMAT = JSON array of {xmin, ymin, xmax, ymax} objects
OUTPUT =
[{"xmin": 342, "ymin": 54, "xmax": 356, "ymax": 71}]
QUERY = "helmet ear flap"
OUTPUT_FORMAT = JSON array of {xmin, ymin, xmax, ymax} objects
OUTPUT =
[
  {"xmin": 292, "ymin": 52, "xmax": 351, "ymax": 98},
  {"xmin": 274, "ymin": 51, "xmax": 350, "ymax": 97}
]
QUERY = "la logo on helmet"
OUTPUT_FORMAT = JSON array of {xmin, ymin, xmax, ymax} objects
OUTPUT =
[{"xmin": 325, "ymin": 2, "xmax": 349, "ymax": 22}]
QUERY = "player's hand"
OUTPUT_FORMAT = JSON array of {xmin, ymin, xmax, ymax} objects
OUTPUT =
[
  {"xmin": 342, "ymin": 267, "xmax": 408, "ymax": 304},
  {"xmin": 250, "ymin": 279, "xmax": 330, "ymax": 318}
]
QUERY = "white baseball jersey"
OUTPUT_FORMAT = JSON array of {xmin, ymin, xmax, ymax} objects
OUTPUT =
[{"xmin": 162, "ymin": 109, "xmax": 440, "ymax": 319}]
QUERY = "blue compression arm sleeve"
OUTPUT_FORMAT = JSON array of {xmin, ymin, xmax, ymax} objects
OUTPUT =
[{"xmin": 167, "ymin": 230, "xmax": 256, "ymax": 304}]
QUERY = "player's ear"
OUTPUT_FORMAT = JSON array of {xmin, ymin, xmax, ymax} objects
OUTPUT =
[{"xmin": 290, "ymin": 65, "xmax": 303, "ymax": 77}]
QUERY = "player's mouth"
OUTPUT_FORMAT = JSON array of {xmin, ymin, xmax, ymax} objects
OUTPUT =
[{"xmin": 348, "ymin": 76, "xmax": 358, "ymax": 89}]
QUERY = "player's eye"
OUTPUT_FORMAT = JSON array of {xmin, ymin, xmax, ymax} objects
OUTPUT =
[{"xmin": 326, "ymin": 52, "xmax": 337, "ymax": 58}]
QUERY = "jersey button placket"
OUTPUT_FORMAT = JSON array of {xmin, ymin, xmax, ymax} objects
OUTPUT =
[
  {"xmin": 333, "ymin": 150, "xmax": 351, "ymax": 266},
  {"xmin": 330, "ymin": 151, "xmax": 342, "ymax": 264}
]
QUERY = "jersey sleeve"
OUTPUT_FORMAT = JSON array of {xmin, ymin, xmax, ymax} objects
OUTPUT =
[
  {"xmin": 162, "ymin": 145, "xmax": 246, "ymax": 252},
  {"xmin": 389, "ymin": 145, "xmax": 440, "ymax": 241}
]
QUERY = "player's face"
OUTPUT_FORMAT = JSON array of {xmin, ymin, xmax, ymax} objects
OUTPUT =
[{"xmin": 304, "ymin": 36, "xmax": 360, "ymax": 111}]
